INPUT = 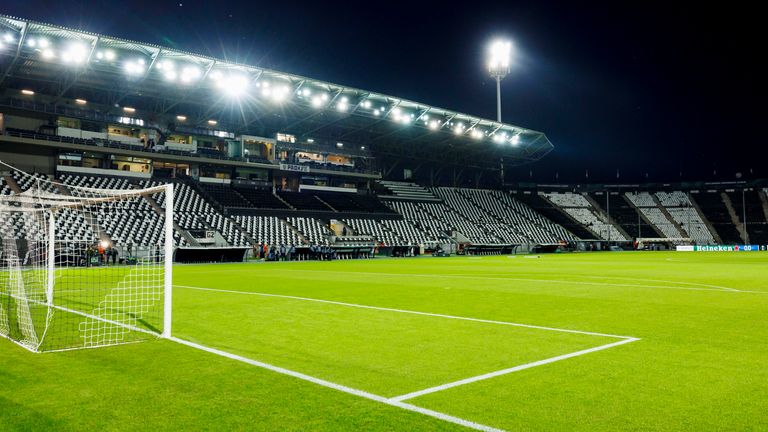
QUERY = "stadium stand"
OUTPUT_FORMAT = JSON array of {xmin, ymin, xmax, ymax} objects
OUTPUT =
[
  {"xmin": 286, "ymin": 217, "xmax": 332, "ymax": 245},
  {"xmin": 378, "ymin": 181, "xmax": 440, "ymax": 200},
  {"xmin": 542, "ymin": 192, "xmax": 627, "ymax": 241},
  {"xmin": 233, "ymin": 187, "xmax": 290, "ymax": 209},
  {"xmin": 588, "ymin": 191, "xmax": 657, "ymax": 239},
  {"xmin": 625, "ymin": 192, "xmax": 685, "ymax": 239},
  {"xmin": 278, "ymin": 191, "xmax": 334, "ymax": 211},
  {"xmin": 314, "ymin": 192, "xmax": 393, "ymax": 213},
  {"xmin": 655, "ymin": 191, "xmax": 716, "ymax": 244},
  {"xmin": 724, "ymin": 189, "xmax": 768, "ymax": 244},
  {"xmin": 233, "ymin": 215, "xmax": 303, "ymax": 246},
  {"xmin": 511, "ymin": 191, "xmax": 595, "ymax": 239},
  {"xmin": 689, "ymin": 191, "xmax": 743, "ymax": 244}
]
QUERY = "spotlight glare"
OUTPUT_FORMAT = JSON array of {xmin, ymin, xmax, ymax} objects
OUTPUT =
[
  {"xmin": 42, "ymin": 49, "xmax": 54, "ymax": 59},
  {"xmin": 362, "ymin": 100, "xmax": 371, "ymax": 109},
  {"xmin": 180, "ymin": 66, "xmax": 201, "ymax": 83},
  {"xmin": 75, "ymin": 98, "xmax": 87, "ymax": 105},
  {"xmin": 123, "ymin": 107, "xmax": 135, "ymax": 113},
  {"xmin": 21, "ymin": 89, "xmax": 35, "ymax": 95},
  {"xmin": 311, "ymin": 96, "xmax": 323, "ymax": 107},
  {"xmin": 207, "ymin": 119, "xmax": 218, "ymax": 125},
  {"xmin": 429, "ymin": 120, "xmax": 439, "ymax": 130},
  {"xmin": 510, "ymin": 134, "xmax": 520, "ymax": 145},
  {"xmin": 301, "ymin": 88, "xmax": 311, "ymax": 96},
  {"xmin": 104, "ymin": 50, "xmax": 116, "ymax": 61},
  {"xmin": 176, "ymin": 115, "xmax": 187, "ymax": 121},
  {"xmin": 3, "ymin": 33, "xmax": 13, "ymax": 43},
  {"xmin": 38, "ymin": 38, "xmax": 49, "ymax": 48},
  {"xmin": 218, "ymin": 74, "xmax": 249, "ymax": 97}
]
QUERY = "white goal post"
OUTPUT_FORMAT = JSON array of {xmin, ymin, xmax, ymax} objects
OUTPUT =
[{"xmin": 0, "ymin": 164, "xmax": 174, "ymax": 353}]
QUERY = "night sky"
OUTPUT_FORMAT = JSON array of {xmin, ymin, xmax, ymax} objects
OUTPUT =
[{"xmin": 2, "ymin": 1, "xmax": 764, "ymax": 183}]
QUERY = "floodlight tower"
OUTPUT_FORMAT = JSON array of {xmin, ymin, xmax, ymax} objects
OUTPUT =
[{"xmin": 487, "ymin": 39, "xmax": 512, "ymax": 122}]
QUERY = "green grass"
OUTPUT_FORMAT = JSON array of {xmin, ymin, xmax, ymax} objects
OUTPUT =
[{"xmin": 2, "ymin": 251, "xmax": 768, "ymax": 430}]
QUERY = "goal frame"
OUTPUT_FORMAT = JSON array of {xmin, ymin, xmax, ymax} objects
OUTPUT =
[{"xmin": 0, "ymin": 178, "xmax": 175, "ymax": 352}]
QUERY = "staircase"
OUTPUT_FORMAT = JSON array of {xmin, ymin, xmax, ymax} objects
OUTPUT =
[
  {"xmin": 143, "ymin": 194, "xmax": 199, "ymax": 246},
  {"xmin": 622, "ymin": 194, "xmax": 664, "ymax": 238},
  {"xmin": 583, "ymin": 193, "xmax": 631, "ymax": 240},
  {"xmin": 650, "ymin": 194, "xmax": 687, "ymax": 238},
  {"xmin": 3, "ymin": 175, "xmax": 22, "ymax": 194},
  {"xmin": 688, "ymin": 192, "xmax": 722, "ymax": 244},
  {"xmin": 721, "ymin": 192, "xmax": 747, "ymax": 243}
]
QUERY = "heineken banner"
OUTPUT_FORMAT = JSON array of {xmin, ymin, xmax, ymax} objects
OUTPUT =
[{"xmin": 676, "ymin": 245, "xmax": 768, "ymax": 252}]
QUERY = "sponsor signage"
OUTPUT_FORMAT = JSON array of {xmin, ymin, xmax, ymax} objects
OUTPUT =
[
  {"xmin": 677, "ymin": 245, "xmax": 768, "ymax": 252},
  {"xmin": 279, "ymin": 163, "xmax": 310, "ymax": 173}
]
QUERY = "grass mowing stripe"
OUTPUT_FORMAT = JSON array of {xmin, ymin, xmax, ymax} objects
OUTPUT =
[{"xmin": 174, "ymin": 284, "xmax": 637, "ymax": 339}]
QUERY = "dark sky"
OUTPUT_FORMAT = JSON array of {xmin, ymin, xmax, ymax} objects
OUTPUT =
[{"xmin": 3, "ymin": 1, "xmax": 765, "ymax": 183}]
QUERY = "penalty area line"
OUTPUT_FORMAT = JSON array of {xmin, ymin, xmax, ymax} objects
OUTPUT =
[
  {"xmin": 168, "ymin": 336, "xmax": 504, "ymax": 432},
  {"xmin": 389, "ymin": 337, "xmax": 639, "ymax": 402}
]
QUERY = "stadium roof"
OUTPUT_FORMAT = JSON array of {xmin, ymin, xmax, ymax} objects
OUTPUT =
[{"xmin": 0, "ymin": 15, "xmax": 553, "ymax": 169}]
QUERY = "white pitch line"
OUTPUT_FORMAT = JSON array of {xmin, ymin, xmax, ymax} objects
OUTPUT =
[
  {"xmin": 174, "ymin": 285, "xmax": 636, "ymax": 339},
  {"xmin": 168, "ymin": 336, "xmax": 504, "ymax": 432},
  {"xmin": 389, "ymin": 338, "xmax": 639, "ymax": 402},
  {"xmin": 279, "ymin": 270, "xmax": 763, "ymax": 294}
]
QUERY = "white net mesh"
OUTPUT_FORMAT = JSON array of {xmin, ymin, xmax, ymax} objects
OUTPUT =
[{"xmin": 0, "ymin": 166, "xmax": 171, "ymax": 352}]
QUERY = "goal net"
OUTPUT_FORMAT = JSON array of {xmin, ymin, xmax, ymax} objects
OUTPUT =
[{"xmin": 0, "ymin": 166, "xmax": 173, "ymax": 352}]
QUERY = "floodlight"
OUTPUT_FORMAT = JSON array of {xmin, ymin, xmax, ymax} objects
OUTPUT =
[
  {"xmin": 493, "ymin": 134, "xmax": 504, "ymax": 143},
  {"xmin": 3, "ymin": 33, "xmax": 13, "ymax": 43},
  {"xmin": 510, "ymin": 134, "xmax": 520, "ymax": 145},
  {"xmin": 123, "ymin": 107, "xmax": 135, "ymax": 113},
  {"xmin": 180, "ymin": 66, "xmax": 200, "ymax": 83},
  {"xmin": 42, "ymin": 49, "xmax": 55, "ymax": 59},
  {"xmin": 124, "ymin": 59, "xmax": 145, "ymax": 75},
  {"xmin": 307, "ymin": 138, "xmax": 314, "ymax": 143},
  {"xmin": 360, "ymin": 146, "xmax": 366, "ymax": 150},
  {"xmin": 27, "ymin": 39, "xmax": 36, "ymax": 48},
  {"xmin": 164, "ymin": 70, "xmax": 178, "ymax": 81},
  {"xmin": 21, "ymin": 89, "xmax": 34, "ymax": 95},
  {"xmin": 104, "ymin": 50, "xmax": 116, "ymax": 61},
  {"xmin": 301, "ymin": 88, "xmax": 311, "ymax": 96},
  {"xmin": 75, "ymin": 99, "xmax": 87, "ymax": 105},
  {"xmin": 61, "ymin": 43, "xmax": 88, "ymax": 64},
  {"xmin": 487, "ymin": 40, "xmax": 512, "ymax": 76},
  {"xmin": 207, "ymin": 119, "xmax": 218, "ymax": 125},
  {"xmin": 429, "ymin": 120, "xmax": 439, "ymax": 130},
  {"xmin": 373, "ymin": 110, "xmax": 380, "ymax": 116},
  {"xmin": 218, "ymin": 75, "xmax": 248, "ymax": 97},
  {"xmin": 311, "ymin": 96, "xmax": 323, "ymax": 107},
  {"xmin": 176, "ymin": 115, "xmax": 187, "ymax": 121},
  {"xmin": 471, "ymin": 129, "xmax": 483, "ymax": 139},
  {"xmin": 38, "ymin": 38, "xmax": 49, "ymax": 48},
  {"xmin": 487, "ymin": 38, "xmax": 513, "ymax": 122},
  {"xmin": 209, "ymin": 70, "xmax": 223, "ymax": 81},
  {"xmin": 336, "ymin": 142, "xmax": 343, "ymax": 148},
  {"xmin": 362, "ymin": 100, "xmax": 371, "ymax": 109}
]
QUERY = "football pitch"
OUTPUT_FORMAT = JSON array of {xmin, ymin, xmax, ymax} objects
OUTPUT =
[{"xmin": 2, "ymin": 251, "xmax": 767, "ymax": 431}]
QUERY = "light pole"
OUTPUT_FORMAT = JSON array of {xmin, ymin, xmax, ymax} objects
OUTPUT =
[{"xmin": 487, "ymin": 39, "xmax": 512, "ymax": 122}]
